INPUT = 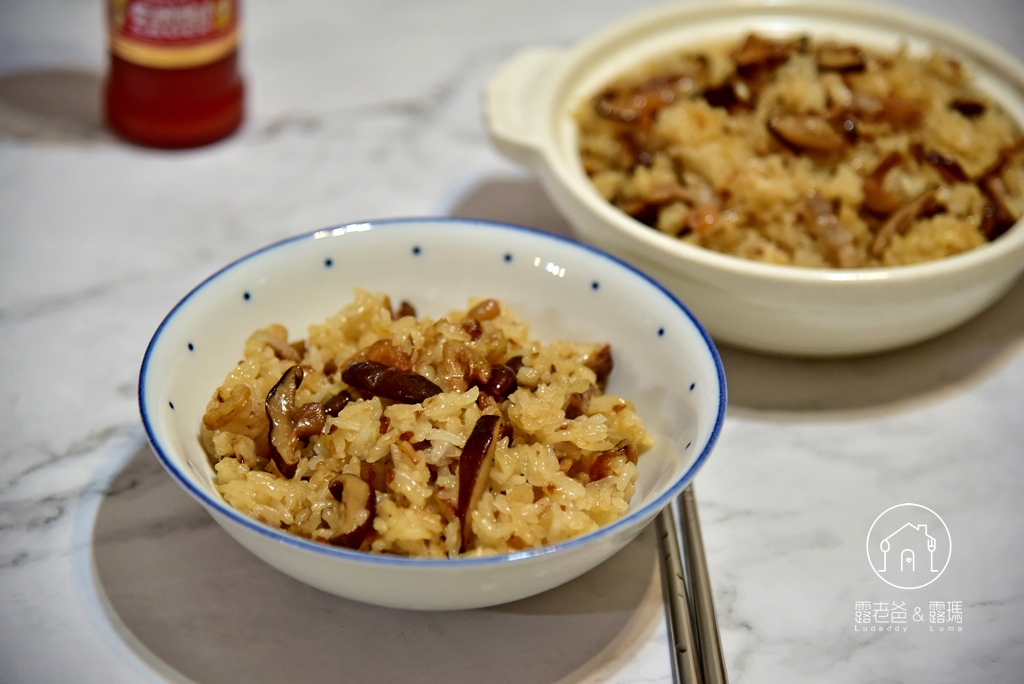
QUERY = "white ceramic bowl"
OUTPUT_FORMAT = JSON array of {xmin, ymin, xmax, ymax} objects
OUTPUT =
[
  {"xmin": 484, "ymin": 0, "xmax": 1024, "ymax": 356},
  {"xmin": 139, "ymin": 218, "xmax": 725, "ymax": 610}
]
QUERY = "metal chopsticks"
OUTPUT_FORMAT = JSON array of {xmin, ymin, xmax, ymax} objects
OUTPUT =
[
  {"xmin": 656, "ymin": 484, "xmax": 728, "ymax": 684},
  {"xmin": 681, "ymin": 485, "xmax": 729, "ymax": 684},
  {"xmin": 656, "ymin": 497, "xmax": 701, "ymax": 684}
]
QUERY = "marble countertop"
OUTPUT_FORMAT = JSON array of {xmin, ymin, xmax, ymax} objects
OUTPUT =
[{"xmin": 3, "ymin": 1, "xmax": 1024, "ymax": 682}]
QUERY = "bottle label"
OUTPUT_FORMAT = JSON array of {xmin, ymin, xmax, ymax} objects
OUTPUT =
[{"xmin": 108, "ymin": 0, "xmax": 238, "ymax": 69}]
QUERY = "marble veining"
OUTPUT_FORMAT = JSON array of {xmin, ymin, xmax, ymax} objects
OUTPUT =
[{"xmin": 3, "ymin": 0, "xmax": 1024, "ymax": 682}]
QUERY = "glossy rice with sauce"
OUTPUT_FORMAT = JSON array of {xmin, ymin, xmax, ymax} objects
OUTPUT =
[
  {"xmin": 576, "ymin": 34, "xmax": 1024, "ymax": 268},
  {"xmin": 200, "ymin": 290, "xmax": 651, "ymax": 558}
]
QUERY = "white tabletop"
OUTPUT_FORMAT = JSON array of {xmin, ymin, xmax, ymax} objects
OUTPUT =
[{"xmin": 2, "ymin": 1, "xmax": 1023, "ymax": 682}]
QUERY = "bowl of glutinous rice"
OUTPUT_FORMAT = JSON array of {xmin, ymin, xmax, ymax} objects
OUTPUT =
[
  {"xmin": 139, "ymin": 218, "xmax": 725, "ymax": 610},
  {"xmin": 484, "ymin": 0, "xmax": 1024, "ymax": 355}
]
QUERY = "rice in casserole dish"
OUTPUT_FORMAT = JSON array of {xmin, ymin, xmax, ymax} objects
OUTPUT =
[
  {"xmin": 576, "ymin": 33, "xmax": 1024, "ymax": 268},
  {"xmin": 200, "ymin": 291, "xmax": 652, "ymax": 558}
]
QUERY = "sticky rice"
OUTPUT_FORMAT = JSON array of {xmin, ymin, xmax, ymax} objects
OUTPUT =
[
  {"xmin": 201, "ymin": 290, "xmax": 652, "ymax": 558},
  {"xmin": 576, "ymin": 34, "xmax": 1024, "ymax": 267}
]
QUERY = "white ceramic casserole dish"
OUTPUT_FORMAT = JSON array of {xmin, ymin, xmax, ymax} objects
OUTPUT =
[{"xmin": 484, "ymin": 0, "xmax": 1024, "ymax": 356}]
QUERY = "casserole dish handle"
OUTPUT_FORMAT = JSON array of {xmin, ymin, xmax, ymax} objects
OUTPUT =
[{"xmin": 484, "ymin": 47, "xmax": 564, "ymax": 169}]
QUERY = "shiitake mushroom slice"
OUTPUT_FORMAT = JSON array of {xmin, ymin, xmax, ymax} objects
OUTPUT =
[
  {"xmin": 327, "ymin": 474, "xmax": 376, "ymax": 549},
  {"xmin": 457, "ymin": 414, "xmax": 503, "ymax": 553},
  {"xmin": 341, "ymin": 360, "xmax": 443, "ymax": 404},
  {"xmin": 474, "ymin": 363, "xmax": 518, "ymax": 401},
  {"xmin": 266, "ymin": 366, "xmax": 326, "ymax": 478},
  {"xmin": 768, "ymin": 115, "xmax": 847, "ymax": 153},
  {"xmin": 585, "ymin": 344, "xmax": 614, "ymax": 391}
]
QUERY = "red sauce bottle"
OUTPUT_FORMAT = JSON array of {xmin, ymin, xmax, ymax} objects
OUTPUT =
[{"xmin": 105, "ymin": 0, "xmax": 244, "ymax": 148}]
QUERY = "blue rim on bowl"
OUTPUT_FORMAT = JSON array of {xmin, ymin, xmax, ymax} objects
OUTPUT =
[{"xmin": 139, "ymin": 217, "xmax": 727, "ymax": 567}]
